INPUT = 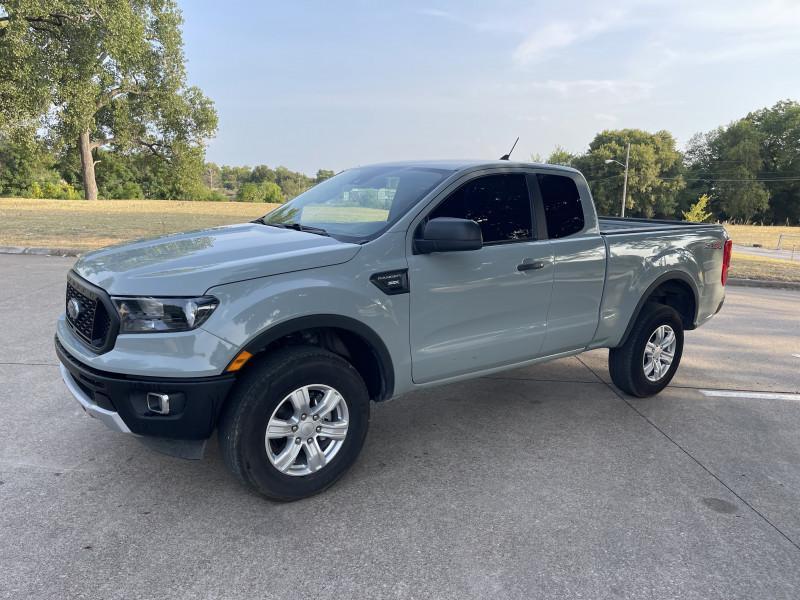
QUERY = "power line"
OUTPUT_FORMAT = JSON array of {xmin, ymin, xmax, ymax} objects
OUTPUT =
[{"xmin": 585, "ymin": 174, "xmax": 622, "ymax": 183}]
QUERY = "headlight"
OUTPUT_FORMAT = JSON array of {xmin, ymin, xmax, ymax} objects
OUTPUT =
[{"xmin": 112, "ymin": 296, "xmax": 218, "ymax": 333}]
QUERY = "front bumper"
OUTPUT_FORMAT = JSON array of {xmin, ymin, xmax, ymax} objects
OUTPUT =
[
  {"xmin": 60, "ymin": 363, "xmax": 132, "ymax": 433},
  {"xmin": 56, "ymin": 337, "xmax": 236, "ymax": 440}
]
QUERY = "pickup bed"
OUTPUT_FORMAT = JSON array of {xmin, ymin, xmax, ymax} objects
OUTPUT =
[{"xmin": 56, "ymin": 160, "xmax": 731, "ymax": 500}]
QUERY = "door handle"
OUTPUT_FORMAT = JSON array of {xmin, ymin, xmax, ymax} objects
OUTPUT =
[{"xmin": 517, "ymin": 261, "xmax": 546, "ymax": 272}]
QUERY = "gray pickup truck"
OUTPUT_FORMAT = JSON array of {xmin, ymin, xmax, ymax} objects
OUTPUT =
[{"xmin": 56, "ymin": 160, "xmax": 731, "ymax": 500}]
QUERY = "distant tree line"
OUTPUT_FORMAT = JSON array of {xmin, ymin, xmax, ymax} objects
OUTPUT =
[
  {"xmin": 543, "ymin": 100, "xmax": 800, "ymax": 224},
  {"xmin": 205, "ymin": 164, "xmax": 335, "ymax": 203},
  {"xmin": 0, "ymin": 133, "xmax": 335, "ymax": 202}
]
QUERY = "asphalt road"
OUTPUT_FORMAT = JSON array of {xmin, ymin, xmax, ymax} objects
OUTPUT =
[
  {"xmin": 733, "ymin": 243, "xmax": 800, "ymax": 261},
  {"xmin": 1, "ymin": 254, "xmax": 799, "ymax": 600}
]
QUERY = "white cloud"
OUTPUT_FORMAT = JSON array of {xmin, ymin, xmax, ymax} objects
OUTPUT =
[
  {"xmin": 523, "ymin": 79, "xmax": 654, "ymax": 102},
  {"xmin": 512, "ymin": 11, "xmax": 627, "ymax": 65}
]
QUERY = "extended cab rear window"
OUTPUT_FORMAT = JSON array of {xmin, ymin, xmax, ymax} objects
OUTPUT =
[
  {"xmin": 430, "ymin": 174, "xmax": 533, "ymax": 243},
  {"xmin": 538, "ymin": 174, "xmax": 585, "ymax": 239}
]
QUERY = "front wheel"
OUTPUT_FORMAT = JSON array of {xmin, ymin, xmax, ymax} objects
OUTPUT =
[
  {"xmin": 609, "ymin": 303, "xmax": 684, "ymax": 397},
  {"xmin": 218, "ymin": 346, "xmax": 370, "ymax": 501}
]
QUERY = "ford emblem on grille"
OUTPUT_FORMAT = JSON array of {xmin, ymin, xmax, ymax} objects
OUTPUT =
[{"xmin": 67, "ymin": 298, "xmax": 82, "ymax": 320}]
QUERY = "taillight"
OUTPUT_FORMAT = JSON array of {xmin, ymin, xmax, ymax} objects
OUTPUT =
[{"xmin": 721, "ymin": 239, "xmax": 733, "ymax": 285}]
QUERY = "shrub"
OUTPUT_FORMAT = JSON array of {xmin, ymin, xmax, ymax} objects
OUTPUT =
[
  {"xmin": 237, "ymin": 181, "xmax": 285, "ymax": 203},
  {"xmin": 237, "ymin": 182, "xmax": 262, "ymax": 202},
  {"xmin": 682, "ymin": 194, "xmax": 713, "ymax": 223}
]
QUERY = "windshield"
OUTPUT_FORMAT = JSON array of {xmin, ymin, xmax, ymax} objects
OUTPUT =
[{"xmin": 260, "ymin": 165, "xmax": 453, "ymax": 241}]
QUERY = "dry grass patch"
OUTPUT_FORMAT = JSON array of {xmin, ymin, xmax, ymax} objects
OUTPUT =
[
  {"xmin": 729, "ymin": 252, "xmax": 800, "ymax": 282},
  {"xmin": 0, "ymin": 198, "xmax": 277, "ymax": 251},
  {"xmin": 724, "ymin": 224, "xmax": 800, "ymax": 249}
]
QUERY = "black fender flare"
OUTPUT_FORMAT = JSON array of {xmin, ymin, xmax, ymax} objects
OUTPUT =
[
  {"xmin": 617, "ymin": 271, "xmax": 700, "ymax": 347},
  {"xmin": 241, "ymin": 314, "xmax": 395, "ymax": 400}
]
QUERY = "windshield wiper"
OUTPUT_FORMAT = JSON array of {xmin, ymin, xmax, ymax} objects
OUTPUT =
[{"xmin": 257, "ymin": 220, "xmax": 329, "ymax": 237}]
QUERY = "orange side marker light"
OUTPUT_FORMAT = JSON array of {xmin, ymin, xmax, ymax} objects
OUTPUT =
[{"xmin": 226, "ymin": 350, "xmax": 253, "ymax": 372}]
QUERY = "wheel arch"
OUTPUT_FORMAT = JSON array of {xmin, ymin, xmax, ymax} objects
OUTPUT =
[
  {"xmin": 239, "ymin": 315, "xmax": 395, "ymax": 401},
  {"xmin": 617, "ymin": 272, "xmax": 699, "ymax": 348}
]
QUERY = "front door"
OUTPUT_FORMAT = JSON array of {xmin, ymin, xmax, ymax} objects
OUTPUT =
[{"xmin": 408, "ymin": 172, "xmax": 555, "ymax": 383}]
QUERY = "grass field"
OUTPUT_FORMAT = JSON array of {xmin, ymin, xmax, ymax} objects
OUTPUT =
[
  {"xmin": 730, "ymin": 252, "xmax": 800, "ymax": 282},
  {"xmin": 0, "ymin": 198, "xmax": 277, "ymax": 251},
  {"xmin": 1, "ymin": 197, "xmax": 798, "ymax": 282},
  {"xmin": 724, "ymin": 224, "xmax": 800, "ymax": 249}
]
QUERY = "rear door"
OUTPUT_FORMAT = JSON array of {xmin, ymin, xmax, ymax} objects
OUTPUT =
[
  {"xmin": 533, "ymin": 172, "xmax": 606, "ymax": 355},
  {"xmin": 408, "ymin": 172, "xmax": 555, "ymax": 383}
]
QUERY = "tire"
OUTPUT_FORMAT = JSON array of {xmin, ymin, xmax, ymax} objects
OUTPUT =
[
  {"xmin": 218, "ymin": 345, "xmax": 370, "ymax": 501},
  {"xmin": 609, "ymin": 303, "xmax": 684, "ymax": 397}
]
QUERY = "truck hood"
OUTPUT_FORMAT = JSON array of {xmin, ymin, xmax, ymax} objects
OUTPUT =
[{"xmin": 73, "ymin": 223, "xmax": 361, "ymax": 296}]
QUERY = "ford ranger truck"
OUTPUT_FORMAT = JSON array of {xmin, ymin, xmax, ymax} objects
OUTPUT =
[{"xmin": 55, "ymin": 161, "xmax": 731, "ymax": 500}]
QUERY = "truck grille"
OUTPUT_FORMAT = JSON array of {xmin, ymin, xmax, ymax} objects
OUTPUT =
[{"xmin": 65, "ymin": 273, "xmax": 114, "ymax": 351}]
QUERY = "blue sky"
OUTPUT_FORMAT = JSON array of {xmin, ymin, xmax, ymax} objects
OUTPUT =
[{"xmin": 180, "ymin": 0, "xmax": 800, "ymax": 174}]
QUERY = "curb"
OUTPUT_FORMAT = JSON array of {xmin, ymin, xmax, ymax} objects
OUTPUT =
[
  {"xmin": 727, "ymin": 278, "xmax": 800, "ymax": 291},
  {"xmin": 0, "ymin": 245, "xmax": 81, "ymax": 257}
]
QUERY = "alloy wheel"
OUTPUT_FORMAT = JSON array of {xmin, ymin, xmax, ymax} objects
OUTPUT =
[
  {"xmin": 265, "ymin": 384, "xmax": 349, "ymax": 476},
  {"xmin": 642, "ymin": 325, "xmax": 677, "ymax": 382}
]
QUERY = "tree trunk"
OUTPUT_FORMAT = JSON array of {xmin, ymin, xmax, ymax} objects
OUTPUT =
[{"xmin": 78, "ymin": 130, "xmax": 98, "ymax": 200}]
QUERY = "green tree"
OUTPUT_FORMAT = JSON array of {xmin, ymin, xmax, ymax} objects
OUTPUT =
[
  {"xmin": 315, "ymin": 169, "xmax": 335, "ymax": 183},
  {"xmin": 546, "ymin": 146, "xmax": 575, "ymax": 166},
  {"xmin": 260, "ymin": 181, "xmax": 284, "ymax": 203},
  {"xmin": 237, "ymin": 180, "xmax": 284, "ymax": 203},
  {"xmin": 0, "ymin": 129, "xmax": 59, "ymax": 195},
  {"xmin": 219, "ymin": 165, "xmax": 251, "ymax": 193},
  {"xmin": 237, "ymin": 182, "xmax": 261, "ymax": 202},
  {"xmin": 203, "ymin": 162, "xmax": 221, "ymax": 190},
  {"xmin": 249, "ymin": 165, "xmax": 276, "ymax": 184},
  {"xmin": 573, "ymin": 129, "xmax": 685, "ymax": 218},
  {"xmin": 684, "ymin": 100, "xmax": 800, "ymax": 223},
  {"xmin": 93, "ymin": 151, "xmax": 143, "ymax": 199},
  {"xmin": 682, "ymin": 194, "xmax": 713, "ymax": 222},
  {"xmin": 750, "ymin": 100, "xmax": 800, "ymax": 224},
  {"xmin": 274, "ymin": 166, "xmax": 312, "ymax": 200},
  {"xmin": 0, "ymin": 1, "xmax": 217, "ymax": 199}
]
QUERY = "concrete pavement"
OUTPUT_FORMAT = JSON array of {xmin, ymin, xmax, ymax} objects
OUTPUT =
[{"xmin": 0, "ymin": 255, "xmax": 799, "ymax": 600}]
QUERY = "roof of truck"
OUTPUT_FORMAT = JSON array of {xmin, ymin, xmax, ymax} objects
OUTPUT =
[{"xmin": 360, "ymin": 159, "xmax": 582, "ymax": 175}]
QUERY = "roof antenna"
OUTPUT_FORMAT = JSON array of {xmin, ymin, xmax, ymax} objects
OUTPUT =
[{"xmin": 499, "ymin": 137, "xmax": 519, "ymax": 161}]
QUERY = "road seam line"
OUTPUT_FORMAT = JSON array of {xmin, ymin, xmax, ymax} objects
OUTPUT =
[
  {"xmin": 0, "ymin": 362, "xmax": 59, "ymax": 367},
  {"xmin": 700, "ymin": 389, "xmax": 800, "ymax": 401},
  {"xmin": 574, "ymin": 355, "xmax": 800, "ymax": 554},
  {"xmin": 481, "ymin": 376, "xmax": 605, "ymax": 385}
]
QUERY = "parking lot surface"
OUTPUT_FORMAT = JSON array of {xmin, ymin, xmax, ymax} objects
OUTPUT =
[{"xmin": 1, "ymin": 254, "xmax": 798, "ymax": 599}]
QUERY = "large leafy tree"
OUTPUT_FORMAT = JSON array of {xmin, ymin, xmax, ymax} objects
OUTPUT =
[
  {"xmin": 573, "ymin": 129, "xmax": 685, "ymax": 218},
  {"xmin": 684, "ymin": 100, "xmax": 800, "ymax": 223},
  {"xmin": 0, "ymin": 0, "xmax": 217, "ymax": 199}
]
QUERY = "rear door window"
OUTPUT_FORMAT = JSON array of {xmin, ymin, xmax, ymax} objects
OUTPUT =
[{"xmin": 537, "ymin": 174, "xmax": 585, "ymax": 239}]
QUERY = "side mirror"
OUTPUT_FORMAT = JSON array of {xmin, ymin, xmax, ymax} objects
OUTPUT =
[{"xmin": 414, "ymin": 217, "xmax": 483, "ymax": 254}]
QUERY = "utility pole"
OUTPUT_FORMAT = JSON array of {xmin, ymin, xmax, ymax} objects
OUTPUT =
[
  {"xmin": 621, "ymin": 142, "xmax": 630, "ymax": 218},
  {"xmin": 605, "ymin": 141, "xmax": 631, "ymax": 217}
]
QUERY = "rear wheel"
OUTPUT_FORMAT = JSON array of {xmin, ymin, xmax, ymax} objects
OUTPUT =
[
  {"xmin": 609, "ymin": 303, "xmax": 684, "ymax": 397},
  {"xmin": 218, "ymin": 346, "xmax": 370, "ymax": 501}
]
